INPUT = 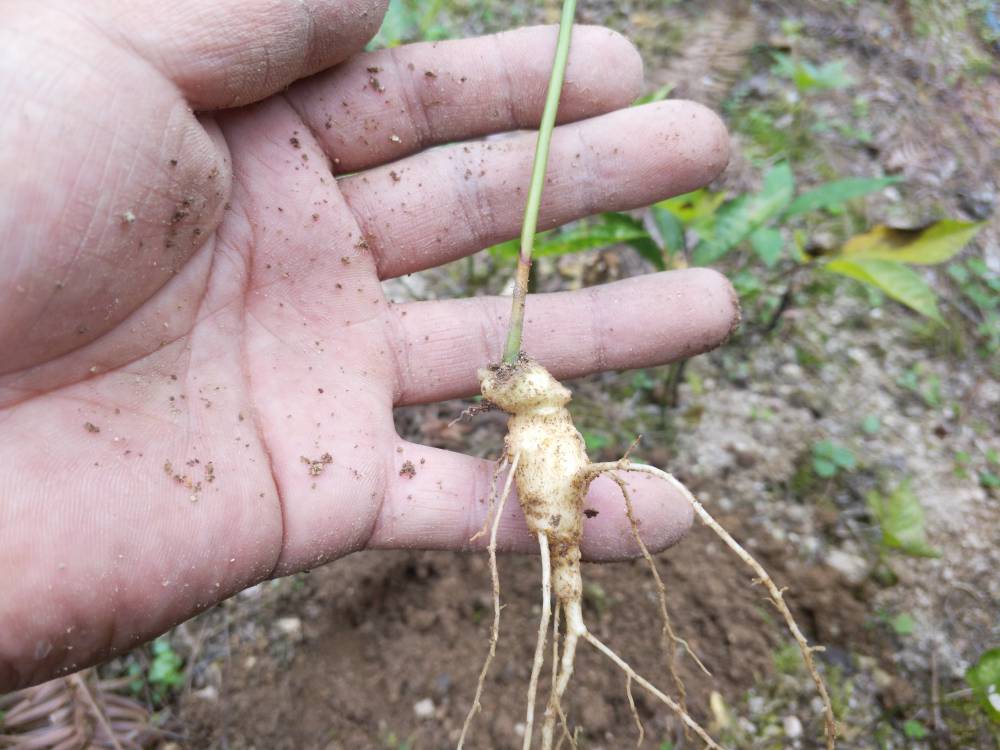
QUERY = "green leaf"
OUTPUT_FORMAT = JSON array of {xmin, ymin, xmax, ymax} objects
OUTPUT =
[
  {"xmin": 861, "ymin": 415, "xmax": 881, "ymax": 435},
  {"xmin": 692, "ymin": 163, "xmax": 794, "ymax": 265},
  {"xmin": 582, "ymin": 432, "xmax": 611, "ymax": 453},
  {"xmin": 487, "ymin": 236, "xmax": 526, "ymax": 260},
  {"xmin": 656, "ymin": 189, "xmax": 726, "ymax": 227},
  {"xmin": 902, "ymin": 719, "xmax": 929, "ymax": 738},
  {"xmin": 813, "ymin": 457, "xmax": 837, "ymax": 478},
  {"xmin": 772, "ymin": 53, "xmax": 853, "ymax": 91},
  {"xmin": 813, "ymin": 440, "xmax": 834, "ymax": 458},
  {"xmin": 840, "ymin": 220, "xmax": 985, "ymax": 265},
  {"xmin": 830, "ymin": 443, "xmax": 857, "ymax": 470},
  {"xmin": 891, "ymin": 612, "xmax": 915, "ymax": 636},
  {"xmin": 825, "ymin": 257, "xmax": 942, "ymax": 321},
  {"xmin": 652, "ymin": 206, "xmax": 685, "ymax": 256},
  {"xmin": 867, "ymin": 480, "xmax": 940, "ymax": 558},
  {"xmin": 966, "ymin": 648, "xmax": 1000, "ymax": 722},
  {"xmin": 633, "ymin": 84, "xmax": 674, "ymax": 106},
  {"xmin": 691, "ymin": 196, "xmax": 751, "ymax": 265},
  {"xmin": 369, "ymin": 0, "xmax": 419, "ymax": 48},
  {"xmin": 749, "ymin": 226, "xmax": 783, "ymax": 267},
  {"xmin": 786, "ymin": 176, "xmax": 901, "ymax": 217},
  {"xmin": 980, "ymin": 470, "xmax": 1000, "ymax": 489},
  {"xmin": 489, "ymin": 214, "xmax": 661, "ymax": 267},
  {"xmin": 538, "ymin": 214, "xmax": 657, "ymax": 264}
]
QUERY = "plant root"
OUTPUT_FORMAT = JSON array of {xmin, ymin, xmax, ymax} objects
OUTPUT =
[
  {"xmin": 540, "ymin": 599, "xmax": 582, "ymax": 749},
  {"xmin": 591, "ymin": 459, "xmax": 839, "ymax": 750},
  {"xmin": 476, "ymin": 355, "xmax": 836, "ymax": 750},
  {"xmin": 458, "ymin": 452, "xmax": 519, "ymax": 750},
  {"xmin": 0, "ymin": 668, "xmax": 161, "ymax": 749},
  {"xmin": 470, "ymin": 455, "xmax": 507, "ymax": 544},
  {"xmin": 523, "ymin": 530, "xmax": 553, "ymax": 750},
  {"xmin": 625, "ymin": 673, "xmax": 644, "ymax": 747},
  {"xmin": 583, "ymin": 630, "xmax": 724, "ymax": 750},
  {"xmin": 605, "ymin": 470, "xmax": 710, "ymax": 715}
]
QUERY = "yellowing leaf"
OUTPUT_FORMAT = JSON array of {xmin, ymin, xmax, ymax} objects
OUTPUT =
[
  {"xmin": 841, "ymin": 220, "xmax": 984, "ymax": 265},
  {"xmin": 825, "ymin": 257, "xmax": 942, "ymax": 321}
]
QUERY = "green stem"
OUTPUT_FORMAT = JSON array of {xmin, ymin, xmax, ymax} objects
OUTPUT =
[{"xmin": 502, "ymin": 0, "xmax": 577, "ymax": 364}]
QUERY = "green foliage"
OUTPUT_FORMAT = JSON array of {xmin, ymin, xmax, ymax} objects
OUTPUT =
[
  {"xmin": 966, "ymin": 648, "xmax": 1000, "ymax": 723},
  {"xmin": 867, "ymin": 480, "xmax": 940, "ymax": 558},
  {"xmin": 773, "ymin": 641, "xmax": 803, "ymax": 675},
  {"xmin": 690, "ymin": 162, "xmax": 794, "ymax": 266},
  {"xmin": 369, "ymin": 0, "xmax": 452, "ymax": 48},
  {"xmin": 772, "ymin": 52, "xmax": 854, "ymax": 91},
  {"xmin": 826, "ymin": 258, "xmax": 942, "ymax": 322},
  {"xmin": 841, "ymin": 221, "xmax": 985, "ymax": 265},
  {"xmin": 896, "ymin": 364, "xmax": 942, "ymax": 407},
  {"xmin": 489, "ymin": 213, "xmax": 664, "ymax": 269},
  {"xmin": 582, "ymin": 431, "xmax": 611, "ymax": 453},
  {"xmin": 130, "ymin": 637, "xmax": 184, "ymax": 703},
  {"xmin": 484, "ymin": 159, "xmax": 981, "ymax": 331},
  {"xmin": 947, "ymin": 257, "xmax": 1000, "ymax": 355},
  {"xmin": 903, "ymin": 719, "xmax": 930, "ymax": 739},
  {"xmin": 823, "ymin": 220, "xmax": 985, "ymax": 321},
  {"xmin": 786, "ymin": 176, "xmax": 900, "ymax": 217},
  {"xmin": 812, "ymin": 440, "xmax": 856, "ymax": 478},
  {"xmin": 890, "ymin": 612, "xmax": 915, "ymax": 636},
  {"xmin": 861, "ymin": 415, "xmax": 881, "ymax": 435},
  {"xmin": 633, "ymin": 84, "xmax": 674, "ymax": 106}
]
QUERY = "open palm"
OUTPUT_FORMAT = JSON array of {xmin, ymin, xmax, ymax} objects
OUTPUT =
[{"xmin": 0, "ymin": 0, "xmax": 736, "ymax": 691}]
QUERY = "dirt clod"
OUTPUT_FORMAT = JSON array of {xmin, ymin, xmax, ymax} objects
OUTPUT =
[{"xmin": 301, "ymin": 453, "xmax": 333, "ymax": 477}]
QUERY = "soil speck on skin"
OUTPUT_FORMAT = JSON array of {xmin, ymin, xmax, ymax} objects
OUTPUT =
[
  {"xmin": 399, "ymin": 460, "xmax": 417, "ymax": 479},
  {"xmin": 289, "ymin": 136, "xmax": 301, "ymax": 149},
  {"xmin": 83, "ymin": 422, "xmax": 100, "ymax": 434},
  {"xmin": 583, "ymin": 508, "xmax": 599, "ymax": 518},
  {"xmin": 302, "ymin": 453, "xmax": 333, "ymax": 477}
]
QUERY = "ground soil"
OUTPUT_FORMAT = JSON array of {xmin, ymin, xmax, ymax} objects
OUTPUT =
[{"xmin": 179, "ymin": 516, "xmax": 887, "ymax": 749}]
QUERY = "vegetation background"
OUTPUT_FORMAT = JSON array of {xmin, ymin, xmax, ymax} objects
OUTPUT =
[{"xmin": 3, "ymin": 1, "xmax": 998, "ymax": 748}]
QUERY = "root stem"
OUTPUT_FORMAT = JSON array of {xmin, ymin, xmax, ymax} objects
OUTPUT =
[
  {"xmin": 541, "ymin": 599, "xmax": 582, "ymax": 749},
  {"xmin": 593, "ymin": 460, "xmax": 838, "ymax": 750},
  {"xmin": 523, "ymin": 529, "xmax": 552, "ymax": 750},
  {"xmin": 458, "ymin": 452, "xmax": 519, "ymax": 750},
  {"xmin": 606, "ymin": 471, "xmax": 708, "ymax": 717},
  {"xmin": 583, "ymin": 630, "xmax": 723, "ymax": 750}
]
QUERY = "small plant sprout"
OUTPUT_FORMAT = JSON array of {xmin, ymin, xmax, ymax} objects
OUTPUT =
[{"xmin": 457, "ymin": 2, "xmax": 838, "ymax": 748}]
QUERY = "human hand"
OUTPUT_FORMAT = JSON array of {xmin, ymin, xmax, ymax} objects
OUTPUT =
[{"xmin": 0, "ymin": 0, "xmax": 736, "ymax": 691}]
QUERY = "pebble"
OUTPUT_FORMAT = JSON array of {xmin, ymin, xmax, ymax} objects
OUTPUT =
[
  {"xmin": 783, "ymin": 714, "xmax": 803, "ymax": 739},
  {"xmin": 413, "ymin": 698, "xmax": 435, "ymax": 719},
  {"xmin": 826, "ymin": 548, "xmax": 870, "ymax": 585},
  {"xmin": 276, "ymin": 616, "xmax": 302, "ymax": 641}
]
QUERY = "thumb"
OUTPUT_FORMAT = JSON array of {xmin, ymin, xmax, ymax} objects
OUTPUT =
[{"xmin": 98, "ymin": 0, "xmax": 389, "ymax": 109}]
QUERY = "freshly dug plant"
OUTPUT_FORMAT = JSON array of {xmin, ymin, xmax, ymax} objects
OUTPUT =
[{"xmin": 457, "ymin": 2, "xmax": 837, "ymax": 749}]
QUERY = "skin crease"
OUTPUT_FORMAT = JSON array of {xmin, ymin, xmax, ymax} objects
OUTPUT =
[{"xmin": 0, "ymin": 0, "xmax": 737, "ymax": 691}]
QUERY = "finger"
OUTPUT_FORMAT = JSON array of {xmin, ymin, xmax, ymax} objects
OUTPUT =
[
  {"xmin": 369, "ymin": 442, "xmax": 693, "ymax": 562},
  {"xmin": 286, "ymin": 24, "xmax": 643, "ymax": 172},
  {"xmin": 388, "ymin": 269, "xmax": 738, "ymax": 406},
  {"xmin": 340, "ymin": 100, "xmax": 729, "ymax": 279},
  {"xmin": 96, "ymin": 0, "xmax": 388, "ymax": 109}
]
